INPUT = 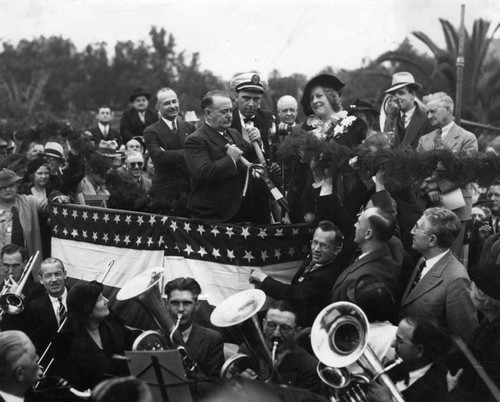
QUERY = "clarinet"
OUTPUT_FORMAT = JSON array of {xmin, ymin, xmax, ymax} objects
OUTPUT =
[{"xmin": 171, "ymin": 313, "xmax": 199, "ymax": 376}]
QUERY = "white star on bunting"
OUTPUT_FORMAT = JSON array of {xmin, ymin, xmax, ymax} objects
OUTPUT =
[
  {"xmin": 212, "ymin": 248, "xmax": 221, "ymax": 258},
  {"xmin": 184, "ymin": 222, "xmax": 191, "ymax": 232},
  {"xmin": 114, "ymin": 235, "xmax": 120, "ymax": 244},
  {"xmin": 149, "ymin": 216, "xmax": 156, "ymax": 225},
  {"xmin": 184, "ymin": 245, "xmax": 194, "ymax": 256},
  {"xmin": 114, "ymin": 215, "xmax": 121, "ymax": 224},
  {"xmin": 82, "ymin": 211, "xmax": 88, "ymax": 220},
  {"xmin": 258, "ymin": 229, "xmax": 267, "ymax": 239},
  {"xmin": 137, "ymin": 215, "xmax": 144, "ymax": 225},
  {"xmin": 274, "ymin": 249, "xmax": 281, "ymax": 258},
  {"xmin": 226, "ymin": 227, "xmax": 234, "ymax": 238},
  {"xmin": 211, "ymin": 226, "xmax": 220, "ymax": 237},
  {"xmin": 197, "ymin": 225, "xmax": 205, "ymax": 235},
  {"xmin": 244, "ymin": 250, "xmax": 254, "ymax": 263},
  {"xmin": 93, "ymin": 213, "xmax": 99, "ymax": 222},
  {"xmin": 198, "ymin": 247, "xmax": 207, "ymax": 257},
  {"xmin": 136, "ymin": 236, "xmax": 142, "ymax": 246},
  {"xmin": 241, "ymin": 227, "xmax": 250, "ymax": 239},
  {"xmin": 102, "ymin": 233, "xmax": 109, "ymax": 243},
  {"xmin": 125, "ymin": 215, "xmax": 132, "ymax": 224},
  {"xmin": 62, "ymin": 209, "xmax": 68, "ymax": 217},
  {"xmin": 72, "ymin": 210, "xmax": 78, "ymax": 219},
  {"xmin": 71, "ymin": 229, "xmax": 78, "ymax": 238},
  {"xmin": 103, "ymin": 214, "xmax": 110, "ymax": 223}
]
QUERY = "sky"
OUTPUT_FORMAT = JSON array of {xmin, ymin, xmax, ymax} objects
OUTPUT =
[{"xmin": 0, "ymin": 0, "xmax": 499, "ymax": 81}]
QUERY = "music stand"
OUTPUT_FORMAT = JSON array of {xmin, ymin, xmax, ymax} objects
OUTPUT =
[{"xmin": 126, "ymin": 350, "xmax": 192, "ymax": 402}]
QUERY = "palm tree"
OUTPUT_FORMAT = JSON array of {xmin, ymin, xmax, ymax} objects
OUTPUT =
[{"xmin": 378, "ymin": 18, "xmax": 500, "ymax": 124}]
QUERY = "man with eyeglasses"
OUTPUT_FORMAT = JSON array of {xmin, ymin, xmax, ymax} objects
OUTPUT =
[
  {"xmin": 144, "ymin": 87, "xmax": 196, "ymax": 206},
  {"xmin": 124, "ymin": 151, "xmax": 151, "ymax": 193},
  {"xmin": 250, "ymin": 220, "xmax": 344, "ymax": 327},
  {"xmin": 367, "ymin": 316, "xmax": 450, "ymax": 402},
  {"xmin": 399, "ymin": 207, "xmax": 477, "ymax": 343},
  {"xmin": 26, "ymin": 257, "xmax": 68, "ymax": 353},
  {"xmin": 238, "ymin": 300, "xmax": 321, "ymax": 394},
  {"xmin": 163, "ymin": 277, "xmax": 224, "ymax": 389}
]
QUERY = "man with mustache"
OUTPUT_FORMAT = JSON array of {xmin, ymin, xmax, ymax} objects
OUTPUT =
[
  {"xmin": 26, "ymin": 257, "xmax": 68, "ymax": 353},
  {"xmin": 384, "ymin": 72, "xmax": 433, "ymax": 148}
]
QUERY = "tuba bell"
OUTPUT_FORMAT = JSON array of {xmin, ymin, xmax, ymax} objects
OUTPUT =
[
  {"xmin": 0, "ymin": 250, "xmax": 39, "ymax": 316},
  {"xmin": 211, "ymin": 289, "xmax": 282, "ymax": 383},
  {"xmin": 311, "ymin": 302, "xmax": 404, "ymax": 402}
]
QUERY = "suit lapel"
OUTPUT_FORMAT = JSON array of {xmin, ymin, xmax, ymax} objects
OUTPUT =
[
  {"xmin": 443, "ymin": 122, "xmax": 460, "ymax": 149},
  {"xmin": 404, "ymin": 105, "xmax": 424, "ymax": 146},
  {"xmin": 401, "ymin": 252, "xmax": 451, "ymax": 305},
  {"xmin": 204, "ymin": 123, "xmax": 228, "ymax": 152}
]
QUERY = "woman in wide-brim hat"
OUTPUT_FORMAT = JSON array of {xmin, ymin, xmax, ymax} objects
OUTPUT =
[
  {"xmin": 300, "ymin": 74, "xmax": 367, "ymax": 146},
  {"xmin": 51, "ymin": 280, "xmax": 137, "ymax": 390}
]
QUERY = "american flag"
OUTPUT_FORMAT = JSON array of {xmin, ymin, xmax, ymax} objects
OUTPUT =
[{"xmin": 50, "ymin": 204, "xmax": 311, "ymax": 305}]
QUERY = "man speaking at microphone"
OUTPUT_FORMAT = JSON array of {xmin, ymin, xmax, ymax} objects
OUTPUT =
[{"xmin": 185, "ymin": 90, "xmax": 266, "ymax": 223}]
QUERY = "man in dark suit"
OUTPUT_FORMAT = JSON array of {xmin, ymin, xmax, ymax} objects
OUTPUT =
[
  {"xmin": 384, "ymin": 72, "xmax": 433, "ymax": 148},
  {"xmin": 0, "ymin": 245, "xmax": 43, "ymax": 332},
  {"xmin": 119, "ymin": 88, "xmax": 158, "ymax": 144},
  {"xmin": 330, "ymin": 206, "xmax": 404, "ymax": 302},
  {"xmin": 0, "ymin": 331, "xmax": 42, "ymax": 401},
  {"xmin": 238, "ymin": 300, "xmax": 321, "ymax": 394},
  {"xmin": 184, "ymin": 90, "xmax": 263, "ymax": 222},
  {"xmin": 26, "ymin": 257, "xmax": 68, "ymax": 354},
  {"xmin": 230, "ymin": 73, "xmax": 275, "ymax": 156},
  {"xmin": 143, "ymin": 87, "xmax": 196, "ymax": 203},
  {"xmin": 163, "ymin": 277, "xmax": 224, "ymax": 396},
  {"xmin": 87, "ymin": 105, "xmax": 121, "ymax": 146},
  {"xmin": 399, "ymin": 207, "xmax": 477, "ymax": 342},
  {"xmin": 250, "ymin": 220, "xmax": 344, "ymax": 327},
  {"xmin": 367, "ymin": 316, "xmax": 450, "ymax": 402}
]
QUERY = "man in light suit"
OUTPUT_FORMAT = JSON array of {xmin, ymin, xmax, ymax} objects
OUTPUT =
[
  {"xmin": 184, "ymin": 90, "xmax": 262, "ymax": 222},
  {"xmin": 26, "ymin": 258, "xmax": 68, "ymax": 354},
  {"xmin": 330, "ymin": 206, "xmax": 404, "ymax": 302},
  {"xmin": 417, "ymin": 92, "xmax": 478, "ymax": 262},
  {"xmin": 143, "ymin": 87, "xmax": 196, "ymax": 204},
  {"xmin": 119, "ymin": 88, "xmax": 158, "ymax": 144},
  {"xmin": 399, "ymin": 207, "xmax": 477, "ymax": 343},
  {"xmin": 0, "ymin": 331, "xmax": 42, "ymax": 401},
  {"xmin": 384, "ymin": 72, "xmax": 433, "ymax": 148}
]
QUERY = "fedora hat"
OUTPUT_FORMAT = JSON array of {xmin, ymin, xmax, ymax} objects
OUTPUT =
[
  {"xmin": 44, "ymin": 141, "xmax": 65, "ymax": 160},
  {"xmin": 97, "ymin": 140, "xmax": 120, "ymax": 158},
  {"xmin": 385, "ymin": 72, "xmax": 422, "ymax": 93},
  {"xmin": 347, "ymin": 99, "xmax": 380, "ymax": 116},
  {"xmin": 0, "ymin": 168, "xmax": 22, "ymax": 188},
  {"xmin": 300, "ymin": 74, "xmax": 345, "ymax": 116},
  {"xmin": 129, "ymin": 88, "xmax": 151, "ymax": 103}
]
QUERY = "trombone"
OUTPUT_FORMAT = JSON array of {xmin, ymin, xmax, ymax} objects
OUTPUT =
[{"xmin": 0, "ymin": 250, "xmax": 39, "ymax": 316}]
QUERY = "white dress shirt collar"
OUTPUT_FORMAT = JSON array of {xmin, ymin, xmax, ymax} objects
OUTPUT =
[
  {"xmin": 395, "ymin": 363, "xmax": 433, "ymax": 391},
  {"xmin": 421, "ymin": 250, "xmax": 449, "ymax": 280},
  {"xmin": 162, "ymin": 117, "xmax": 177, "ymax": 130},
  {"xmin": 439, "ymin": 121, "xmax": 454, "ymax": 140}
]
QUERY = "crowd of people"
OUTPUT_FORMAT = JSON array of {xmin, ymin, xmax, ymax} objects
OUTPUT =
[{"xmin": 0, "ymin": 70, "xmax": 499, "ymax": 401}]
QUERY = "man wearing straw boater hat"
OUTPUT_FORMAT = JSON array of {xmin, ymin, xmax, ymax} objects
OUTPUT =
[{"xmin": 384, "ymin": 72, "xmax": 433, "ymax": 148}]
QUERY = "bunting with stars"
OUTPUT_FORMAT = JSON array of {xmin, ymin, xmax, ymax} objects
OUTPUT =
[{"xmin": 50, "ymin": 204, "xmax": 311, "ymax": 306}]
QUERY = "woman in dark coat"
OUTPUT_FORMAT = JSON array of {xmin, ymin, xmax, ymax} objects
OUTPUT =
[{"xmin": 52, "ymin": 281, "xmax": 136, "ymax": 390}]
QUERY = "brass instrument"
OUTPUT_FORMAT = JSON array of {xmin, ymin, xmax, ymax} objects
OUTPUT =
[
  {"xmin": 311, "ymin": 302, "xmax": 404, "ymax": 402},
  {"xmin": 0, "ymin": 250, "xmax": 39, "ymax": 316},
  {"xmin": 116, "ymin": 268, "xmax": 198, "ymax": 376},
  {"xmin": 211, "ymin": 289, "xmax": 282, "ymax": 383},
  {"xmin": 35, "ymin": 376, "xmax": 92, "ymax": 399}
]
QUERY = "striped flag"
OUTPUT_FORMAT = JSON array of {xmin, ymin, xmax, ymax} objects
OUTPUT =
[{"xmin": 50, "ymin": 204, "xmax": 310, "ymax": 308}]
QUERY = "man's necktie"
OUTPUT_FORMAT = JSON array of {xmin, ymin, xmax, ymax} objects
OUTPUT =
[
  {"xmin": 103, "ymin": 126, "xmax": 108, "ymax": 137},
  {"xmin": 58, "ymin": 297, "xmax": 66, "ymax": 322},
  {"xmin": 222, "ymin": 131, "xmax": 234, "ymax": 145},
  {"xmin": 172, "ymin": 120, "xmax": 178, "ymax": 134},
  {"xmin": 139, "ymin": 112, "xmax": 146, "ymax": 124},
  {"xmin": 303, "ymin": 261, "xmax": 316, "ymax": 275},
  {"xmin": 398, "ymin": 113, "xmax": 406, "ymax": 140},
  {"xmin": 433, "ymin": 128, "xmax": 443, "ymax": 149},
  {"xmin": 409, "ymin": 260, "xmax": 426, "ymax": 293}
]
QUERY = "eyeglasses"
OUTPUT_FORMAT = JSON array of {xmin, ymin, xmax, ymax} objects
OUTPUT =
[
  {"xmin": 412, "ymin": 224, "xmax": 433, "ymax": 236},
  {"xmin": 129, "ymin": 162, "xmax": 143, "ymax": 168},
  {"xmin": 168, "ymin": 300, "xmax": 195, "ymax": 308},
  {"xmin": 264, "ymin": 321, "xmax": 295, "ymax": 335},
  {"xmin": 310, "ymin": 240, "xmax": 331, "ymax": 251}
]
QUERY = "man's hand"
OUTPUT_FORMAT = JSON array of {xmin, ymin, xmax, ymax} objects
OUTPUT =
[
  {"xmin": 249, "ymin": 267, "xmax": 267, "ymax": 284},
  {"xmin": 244, "ymin": 126, "xmax": 262, "ymax": 144},
  {"xmin": 226, "ymin": 144, "xmax": 244, "ymax": 161},
  {"xmin": 478, "ymin": 222, "xmax": 492, "ymax": 240},
  {"xmin": 366, "ymin": 381, "xmax": 393, "ymax": 402},
  {"xmin": 427, "ymin": 190, "xmax": 442, "ymax": 205}
]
